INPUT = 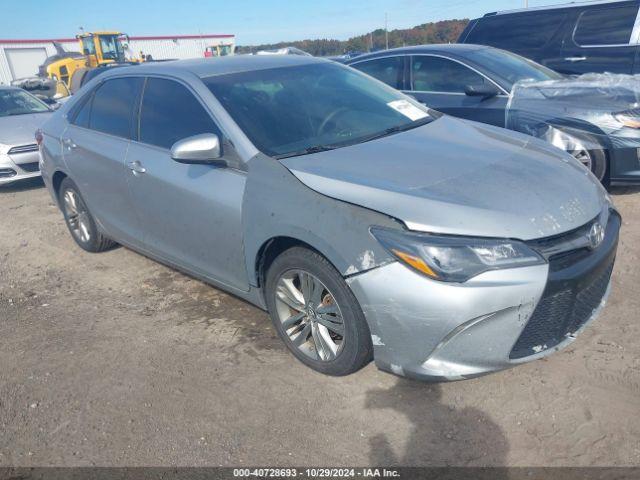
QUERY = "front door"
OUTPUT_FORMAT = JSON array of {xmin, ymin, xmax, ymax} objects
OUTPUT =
[{"xmin": 126, "ymin": 77, "xmax": 249, "ymax": 292}]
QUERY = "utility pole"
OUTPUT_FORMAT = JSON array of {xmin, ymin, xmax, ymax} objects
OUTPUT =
[
  {"xmin": 385, "ymin": 12, "xmax": 389, "ymax": 50},
  {"xmin": 524, "ymin": 0, "xmax": 528, "ymax": 7}
]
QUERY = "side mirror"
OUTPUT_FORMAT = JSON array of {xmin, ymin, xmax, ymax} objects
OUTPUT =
[
  {"xmin": 465, "ymin": 84, "xmax": 500, "ymax": 99},
  {"xmin": 171, "ymin": 133, "xmax": 223, "ymax": 165}
]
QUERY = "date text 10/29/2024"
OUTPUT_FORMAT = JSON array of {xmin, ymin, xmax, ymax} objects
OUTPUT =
[{"xmin": 233, "ymin": 468, "xmax": 401, "ymax": 478}]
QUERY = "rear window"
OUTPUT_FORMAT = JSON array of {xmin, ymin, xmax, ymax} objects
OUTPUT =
[
  {"xmin": 87, "ymin": 77, "xmax": 143, "ymax": 139},
  {"xmin": 573, "ymin": 5, "xmax": 639, "ymax": 46},
  {"xmin": 465, "ymin": 12, "xmax": 567, "ymax": 50},
  {"xmin": 351, "ymin": 56, "xmax": 404, "ymax": 89}
]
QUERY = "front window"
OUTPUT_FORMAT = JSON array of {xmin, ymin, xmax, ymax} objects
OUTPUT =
[
  {"xmin": 99, "ymin": 35, "xmax": 125, "ymax": 61},
  {"xmin": 472, "ymin": 48, "xmax": 562, "ymax": 86},
  {"xmin": 203, "ymin": 62, "xmax": 436, "ymax": 158},
  {"xmin": 411, "ymin": 56, "xmax": 486, "ymax": 93},
  {"xmin": 0, "ymin": 89, "xmax": 50, "ymax": 117},
  {"xmin": 81, "ymin": 36, "xmax": 96, "ymax": 55}
]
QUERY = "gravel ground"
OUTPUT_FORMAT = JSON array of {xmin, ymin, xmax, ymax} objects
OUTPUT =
[{"xmin": 0, "ymin": 178, "xmax": 639, "ymax": 467}]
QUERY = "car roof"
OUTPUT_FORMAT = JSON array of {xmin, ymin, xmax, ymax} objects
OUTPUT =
[
  {"xmin": 99, "ymin": 55, "xmax": 326, "ymax": 81},
  {"xmin": 486, "ymin": 0, "xmax": 637, "ymax": 16},
  {"xmin": 345, "ymin": 44, "xmax": 489, "ymax": 63}
]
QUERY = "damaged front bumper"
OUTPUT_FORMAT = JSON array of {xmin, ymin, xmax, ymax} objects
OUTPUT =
[{"xmin": 347, "ymin": 213, "xmax": 620, "ymax": 382}]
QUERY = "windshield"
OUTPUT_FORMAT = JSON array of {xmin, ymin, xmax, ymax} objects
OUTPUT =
[
  {"xmin": 0, "ymin": 89, "xmax": 50, "ymax": 117},
  {"xmin": 204, "ymin": 62, "xmax": 436, "ymax": 158},
  {"xmin": 100, "ymin": 35, "xmax": 125, "ymax": 61},
  {"xmin": 473, "ymin": 48, "xmax": 562, "ymax": 86}
]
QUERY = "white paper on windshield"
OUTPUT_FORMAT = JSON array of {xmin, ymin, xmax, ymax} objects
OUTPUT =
[{"xmin": 387, "ymin": 100, "xmax": 429, "ymax": 121}]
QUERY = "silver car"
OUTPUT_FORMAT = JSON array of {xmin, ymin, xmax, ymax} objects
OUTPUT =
[
  {"xmin": 0, "ymin": 86, "xmax": 53, "ymax": 185},
  {"xmin": 39, "ymin": 56, "xmax": 619, "ymax": 381}
]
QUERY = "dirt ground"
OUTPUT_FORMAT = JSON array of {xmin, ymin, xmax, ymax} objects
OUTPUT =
[{"xmin": 0, "ymin": 178, "xmax": 638, "ymax": 467}]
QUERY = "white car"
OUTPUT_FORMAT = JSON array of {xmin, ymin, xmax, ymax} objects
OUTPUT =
[{"xmin": 0, "ymin": 86, "xmax": 53, "ymax": 185}]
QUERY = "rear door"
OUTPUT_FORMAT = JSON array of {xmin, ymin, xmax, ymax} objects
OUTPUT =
[
  {"xmin": 126, "ymin": 77, "xmax": 249, "ymax": 292},
  {"xmin": 407, "ymin": 55, "xmax": 508, "ymax": 127},
  {"xmin": 62, "ymin": 76, "xmax": 144, "ymax": 246},
  {"xmin": 560, "ymin": 2, "xmax": 640, "ymax": 74}
]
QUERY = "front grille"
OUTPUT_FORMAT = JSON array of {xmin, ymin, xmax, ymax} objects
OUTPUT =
[
  {"xmin": 8, "ymin": 144, "xmax": 38, "ymax": 155},
  {"xmin": 18, "ymin": 162, "xmax": 40, "ymax": 173},
  {"xmin": 510, "ymin": 211, "xmax": 620, "ymax": 360},
  {"xmin": 510, "ymin": 260, "xmax": 614, "ymax": 360}
]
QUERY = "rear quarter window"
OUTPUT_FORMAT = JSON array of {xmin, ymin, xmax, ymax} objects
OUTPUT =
[
  {"xmin": 465, "ymin": 12, "xmax": 567, "ymax": 51},
  {"xmin": 573, "ymin": 4, "xmax": 639, "ymax": 46}
]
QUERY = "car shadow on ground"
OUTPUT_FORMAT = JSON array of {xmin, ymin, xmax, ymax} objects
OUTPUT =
[
  {"xmin": 365, "ymin": 378, "xmax": 508, "ymax": 472},
  {"xmin": 609, "ymin": 185, "xmax": 640, "ymax": 196},
  {"xmin": 0, "ymin": 177, "xmax": 45, "ymax": 193}
]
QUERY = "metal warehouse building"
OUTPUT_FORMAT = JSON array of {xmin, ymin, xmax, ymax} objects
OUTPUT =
[{"xmin": 0, "ymin": 33, "xmax": 235, "ymax": 85}]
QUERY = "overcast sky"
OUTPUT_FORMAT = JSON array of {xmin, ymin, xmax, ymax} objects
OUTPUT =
[{"xmin": 5, "ymin": 0, "xmax": 570, "ymax": 45}]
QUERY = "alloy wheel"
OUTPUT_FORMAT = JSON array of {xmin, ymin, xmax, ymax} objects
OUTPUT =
[
  {"xmin": 62, "ymin": 189, "xmax": 91, "ymax": 243},
  {"xmin": 274, "ymin": 269, "xmax": 345, "ymax": 362},
  {"xmin": 572, "ymin": 149, "xmax": 593, "ymax": 172}
]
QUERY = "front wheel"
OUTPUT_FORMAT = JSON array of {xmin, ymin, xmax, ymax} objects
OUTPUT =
[
  {"xmin": 571, "ymin": 148, "xmax": 608, "ymax": 185},
  {"xmin": 265, "ymin": 247, "xmax": 373, "ymax": 376}
]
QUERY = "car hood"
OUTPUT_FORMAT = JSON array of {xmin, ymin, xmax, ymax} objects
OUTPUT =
[
  {"xmin": 281, "ymin": 116, "xmax": 607, "ymax": 240},
  {"xmin": 0, "ymin": 113, "xmax": 52, "ymax": 148}
]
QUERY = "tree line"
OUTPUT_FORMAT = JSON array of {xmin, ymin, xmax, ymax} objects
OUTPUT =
[{"xmin": 237, "ymin": 19, "xmax": 470, "ymax": 56}]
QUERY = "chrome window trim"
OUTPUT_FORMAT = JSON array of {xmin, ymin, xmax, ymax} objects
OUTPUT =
[
  {"xmin": 408, "ymin": 54, "xmax": 510, "ymax": 96},
  {"xmin": 404, "ymin": 90, "xmax": 509, "ymax": 98},
  {"xmin": 493, "ymin": 0, "xmax": 636, "ymax": 16},
  {"xmin": 571, "ymin": 3, "xmax": 640, "ymax": 47}
]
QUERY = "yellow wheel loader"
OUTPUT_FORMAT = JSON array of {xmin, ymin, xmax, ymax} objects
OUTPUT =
[{"xmin": 40, "ymin": 32, "xmax": 142, "ymax": 95}]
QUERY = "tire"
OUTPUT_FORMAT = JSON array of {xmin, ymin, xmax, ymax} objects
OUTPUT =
[
  {"xmin": 571, "ymin": 148, "xmax": 609, "ymax": 185},
  {"xmin": 69, "ymin": 68, "xmax": 89, "ymax": 95},
  {"xmin": 265, "ymin": 246, "xmax": 372, "ymax": 376},
  {"xmin": 58, "ymin": 177, "xmax": 116, "ymax": 253}
]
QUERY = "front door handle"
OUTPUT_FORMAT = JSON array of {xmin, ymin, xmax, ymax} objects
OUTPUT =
[
  {"xmin": 127, "ymin": 160, "xmax": 146, "ymax": 175},
  {"xmin": 565, "ymin": 56, "xmax": 587, "ymax": 62},
  {"xmin": 62, "ymin": 137, "xmax": 77, "ymax": 149}
]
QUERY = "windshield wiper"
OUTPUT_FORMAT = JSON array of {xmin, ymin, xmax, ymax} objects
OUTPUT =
[
  {"xmin": 357, "ymin": 117, "xmax": 434, "ymax": 144},
  {"xmin": 274, "ymin": 117, "xmax": 434, "ymax": 160},
  {"xmin": 275, "ymin": 144, "xmax": 338, "ymax": 159}
]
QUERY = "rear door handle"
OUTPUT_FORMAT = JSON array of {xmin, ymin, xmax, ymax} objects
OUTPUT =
[
  {"xmin": 565, "ymin": 56, "xmax": 587, "ymax": 62},
  {"xmin": 127, "ymin": 160, "xmax": 146, "ymax": 175},
  {"xmin": 62, "ymin": 137, "xmax": 77, "ymax": 149}
]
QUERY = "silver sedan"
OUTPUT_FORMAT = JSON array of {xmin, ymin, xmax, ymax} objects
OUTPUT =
[
  {"xmin": 38, "ymin": 56, "xmax": 619, "ymax": 381},
  {"xmin": 0, "ymin": 86, "xmax": 53, "ymax": 185}
]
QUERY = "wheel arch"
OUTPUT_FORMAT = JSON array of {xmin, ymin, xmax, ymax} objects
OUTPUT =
[
  {"xmin": 253, "ymin": 233, "xmax": 350, "ymax": 291},
  {"xmin": 51, "ymin": 170, "xmax": 68, "ymax": 204}
]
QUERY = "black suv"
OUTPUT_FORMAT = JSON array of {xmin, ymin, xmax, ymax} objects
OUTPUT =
[{"xmin": 459, "ymin": 0, "xmax": 640, "ymax": 75}]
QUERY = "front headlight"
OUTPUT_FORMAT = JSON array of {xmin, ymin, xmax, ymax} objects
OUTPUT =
[
  {"xmin": 371, "ymin": 227, "xmax": 545, "ymax": 283},
  {"xmin": 613, "ymin": 108, "xmax": 640, "ymax": 129}
]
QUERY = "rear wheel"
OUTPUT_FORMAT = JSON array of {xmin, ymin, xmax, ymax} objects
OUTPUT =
[
  {"xmin": 59, "ymin": 177, "xmax": 116, "ymax": 252},
  {"xmin": 265, "ymin": 247, "xmax": 372, "ymax": 376}
]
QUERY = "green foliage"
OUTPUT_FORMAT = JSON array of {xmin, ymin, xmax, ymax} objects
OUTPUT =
[{"xmin": 237, "ymin": 19, "xmax": 470, "ymax": 56}]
